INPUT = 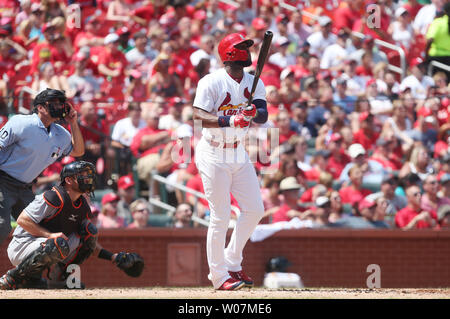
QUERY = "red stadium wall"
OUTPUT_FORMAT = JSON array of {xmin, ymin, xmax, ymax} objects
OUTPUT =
[{"xmin": 1, "ymin": 229, "xmax": 449, "ymax": 288}]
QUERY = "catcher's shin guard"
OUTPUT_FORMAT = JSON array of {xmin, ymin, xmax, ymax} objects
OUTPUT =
[
  {"xmin": 1, "ymin": 237, "xmax": 69, "ymax": 289},
  {"xmin": 56, "ymin": 220, "xmax": 98, "ymax": 281},
  {"xmin": 48, "ymin": 221, "xmax": 97, "ymax": 289},
  {"xmin": 69, "ymin": 220, "xmax": 98, "ymax": 266}
]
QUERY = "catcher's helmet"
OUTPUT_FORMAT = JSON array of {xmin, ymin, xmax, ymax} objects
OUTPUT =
[
  {"xmin": 33, "ymin": 88, "xmax": 70, "ymax": 120},
  {"xmin": 60, "ymin": 161, "xmax": 96, "ymax": 193},
  {"xmin": 266, "ymin": 256, "xmax": 292, "ymax": 273},
  {"xmin": 218, "ymin": 33, "xmax": 254, "ymax": 63}
]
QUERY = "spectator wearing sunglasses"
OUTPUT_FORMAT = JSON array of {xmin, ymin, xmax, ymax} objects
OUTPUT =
[
  {"xmin": 395, "ymin": 185, "xmax": 438, "ymax": 229},
  {"xmin": 127, "ymin": 198, "xmax": 151, "ymax": 229},
  {"xmin": 421, "ymin": 174, "xmax": 450, "ymax": 218}
]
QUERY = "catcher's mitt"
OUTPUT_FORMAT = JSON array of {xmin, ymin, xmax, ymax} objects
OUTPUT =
[{"xmin": 114, "ymin": 252, "xmax": 144, "ymax": 277}]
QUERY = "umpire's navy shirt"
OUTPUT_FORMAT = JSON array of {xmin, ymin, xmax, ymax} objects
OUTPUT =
[{"xmin": 0, "ymin": 113, "xmax": 73, "ymax": 184}]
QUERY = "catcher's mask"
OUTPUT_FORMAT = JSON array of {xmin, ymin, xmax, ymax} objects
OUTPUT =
[
  {"xmin": 33, "ymin": 88, "xmax": 71, "ymax": 120},
  {"xmin": 60, "ymin": 161, "xmax": 97, "ymax": 193}
]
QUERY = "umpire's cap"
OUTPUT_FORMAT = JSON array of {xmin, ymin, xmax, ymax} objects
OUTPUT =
[
  {"xmin": 266, "ymin": 256, "xmax": 292, "ymax": 273},
  {"xmin": 33, "ymin": 88, "xmax": 67, "ymax": 107}
]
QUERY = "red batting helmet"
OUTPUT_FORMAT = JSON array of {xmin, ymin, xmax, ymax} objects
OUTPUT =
[{"xmin": 218, "ymin": 33, "xmax": 254, "ymax": 63}]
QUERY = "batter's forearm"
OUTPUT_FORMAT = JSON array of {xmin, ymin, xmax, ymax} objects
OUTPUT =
[{"xmin": 193, "ymin": 107, "xmax": 224, "ymax": 128}]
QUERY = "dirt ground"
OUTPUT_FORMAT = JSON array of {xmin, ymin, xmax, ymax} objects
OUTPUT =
[{"xmin": 0, "ymin": 287, "xmax": 449, "ymax": 299}]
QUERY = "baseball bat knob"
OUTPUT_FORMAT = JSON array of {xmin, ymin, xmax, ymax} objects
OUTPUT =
[{"xmin": 243, "ymin": 105, "xmax": 253, "ymax": 121}]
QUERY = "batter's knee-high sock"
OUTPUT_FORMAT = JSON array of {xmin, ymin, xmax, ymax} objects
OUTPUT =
[
  {"xmin": 206, "ymin": 212, "xmax": 231, "ymax": 288},
  {"xmin": 224, "ymin": 210, "xmax": 264, "ymax": 271}
]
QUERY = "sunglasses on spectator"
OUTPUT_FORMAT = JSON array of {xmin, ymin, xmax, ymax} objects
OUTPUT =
[{"xmin": 135, "ymin": 208, "xmax": 148, "ymax": 213}]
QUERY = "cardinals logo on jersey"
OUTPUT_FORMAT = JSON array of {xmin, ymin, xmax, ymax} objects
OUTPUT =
[{"xmin": 218, "ymin": 89, "xmax": 251, "ymax": 116}]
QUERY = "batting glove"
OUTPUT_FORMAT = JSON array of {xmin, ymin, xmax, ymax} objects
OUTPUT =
[
  {"xmin": 230, "ymin": 114, "xmax": 250, "ymax": 128},
  {"xmin": 241, "ymin": 104, "xmax": 257, "ymax": 119}
]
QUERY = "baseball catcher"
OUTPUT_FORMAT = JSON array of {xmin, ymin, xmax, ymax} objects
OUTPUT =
[{"xmin": 0, "ymin": 161, "xmax": 144, "ymax": 290}]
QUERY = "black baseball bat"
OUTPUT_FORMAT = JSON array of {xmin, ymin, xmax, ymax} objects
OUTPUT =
[{"xmin": 244, "ymin": 30, "xmax": 273, "ymax": 120}]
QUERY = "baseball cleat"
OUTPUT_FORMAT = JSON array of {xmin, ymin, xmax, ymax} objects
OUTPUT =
[
  {"xmin": 0, "ymin": 273, "xmax": 17, "ymax": 290},
  {"xmin": 229, "ymin": 270, "xmax": 254, "ymax": 287},
  {"xmin": 217, "ymin": 277, "xmax": 245, "ymax": 291}
]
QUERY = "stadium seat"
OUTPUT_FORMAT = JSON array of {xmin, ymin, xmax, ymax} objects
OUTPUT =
[{"xmin": 148, "ymin": 213, "xmax": 173, "ymax": 227}]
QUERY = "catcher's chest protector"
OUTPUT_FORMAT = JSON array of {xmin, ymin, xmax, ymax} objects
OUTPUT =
[{"xmin": 40, "ymin": 186, "xmax": 91, "ymax": 236}]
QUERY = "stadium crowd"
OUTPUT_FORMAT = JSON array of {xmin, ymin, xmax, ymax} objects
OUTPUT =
[{"xmin": 0, "ymin": 0, "xmax": 450, "ymax": 231}]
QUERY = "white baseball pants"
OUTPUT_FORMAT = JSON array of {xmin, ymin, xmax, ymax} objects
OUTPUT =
[{"xmin": 195, "ymin": 138, "xmax": 264, "ymax": 289}]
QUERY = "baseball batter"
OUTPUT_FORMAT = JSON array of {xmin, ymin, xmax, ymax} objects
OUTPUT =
[{"xmin": 193, "ymin": 33, "xmax": 268, "ymax": 290}]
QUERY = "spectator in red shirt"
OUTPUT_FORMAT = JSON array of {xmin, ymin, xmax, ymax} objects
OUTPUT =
[
  {"xmin": 352, "ymin": 2, "xmax": 391, "ymax": 41},
  {"xmin": 258, "ymin": 57, "xmax": 282, "ymax": 89},
  {"xmin": 395, "ymin": 185, "xmax": 438, "ymax": 229},
  {"xmin": 421, "ymin": 174, "xmax": 450, "ymax": 217},
  {"xmin": 369, "ymin": 137, "xmax": 403, "ymax": 171},
  {"xmin": 326, "ymin": 133, "xmax": 351, "ymax": 179},
  {"xmin": 434, "ymin": 123, "xmax": 450, "ymax": 159},
  {"xmin": 339, "ymin": 165, "xmax": 373, "ymax": 206},
  {"xmin": 78, "ymin": 101, "xmax": 110, "ymax": 170},
  {"xmin": 106, "ymin": 0, "xmax": 132, "ymax": 24},
  {"xmin": 130, "ymin": 0, "xmax": 157, "ymax": 27},
  {"xmin": 130, "ymin": 110, "xmax": 171, "ymax": 183},
  {"xmin": 355, "ymin": 51, "xmax": 374, "ymax": 78},
  {"xmin": 0, "ymin": 39, "xmax": 19, "ymax": 81},
  {"xmin": 186, "ymin": 173, "xmax": 210, "ymax": 220},
  {"xmin": 353, "ymin": 111, "xmax": 379, "ymax": 151},
  {"xmin": 304, "ymin": 149, "xmax": 331, "ymax": 183},
  {"xmin": 275, "ymin": 110, "xmax": 297, "ymax": 145},
  {"xmin": 272, "ymin": 177, "xmax": 306, "ymax": 223},
  {"xmin": 265, "ymin": 85, "xmax": 282, "ymax": 120},
  {"xmin": 15, "ymin": 19, "xmax": 39, "ymax": 52},
  {"xmin": 73, "ymin": 15, "xmax": 105, "ymax": 51},
  {"xmin": 169, "ymin": 29, "xmax": 196, "ymax": 86},
  {"xmin": 97, "ymin": 33, "xmax": 128, "ymax": 100},
  {"xmin": 29, "ymin": 22, "xmax": 55, "ymax": 75},
  {"xmin": 147, "ymin": 53, "xmax": 184, "ymax": 100},
  {"xmin": 403, "ymin": 0, "xmax": 423, "ymax": 19},
  {"xmin": 333, "ymin": 0, "xmax": 364, "ymax": 34},
  {"xmin": 260, "ymin": 174, "xmax": 284, "ymax": 223}
]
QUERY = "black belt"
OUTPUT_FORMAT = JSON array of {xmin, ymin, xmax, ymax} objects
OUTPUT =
[{"xmin": 0, "ymin": 170, "xmax": 34, "ymax": 188}]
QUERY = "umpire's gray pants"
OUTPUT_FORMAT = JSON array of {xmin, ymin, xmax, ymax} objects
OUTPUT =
[{"xmin": 0, "ymin": 175, "xmax": 35, "ymax": 244}]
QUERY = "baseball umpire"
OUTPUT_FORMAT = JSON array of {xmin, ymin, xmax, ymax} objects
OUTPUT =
[
  {"xmin": 0, "ymin": 88, "xmax": 85, "ymax": 245},
  {"xmin": 0, "ymin": 160, "xmax": 144, "ymax": 290}
]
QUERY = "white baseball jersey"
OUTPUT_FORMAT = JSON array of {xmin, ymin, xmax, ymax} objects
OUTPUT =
[
  {"xmin": 193, "ymin": 68, "xmax": 266, "ymax": 143},
  {"xmin": 193, "ymin": 67, "xmax": 266, "ymax": 289}
]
